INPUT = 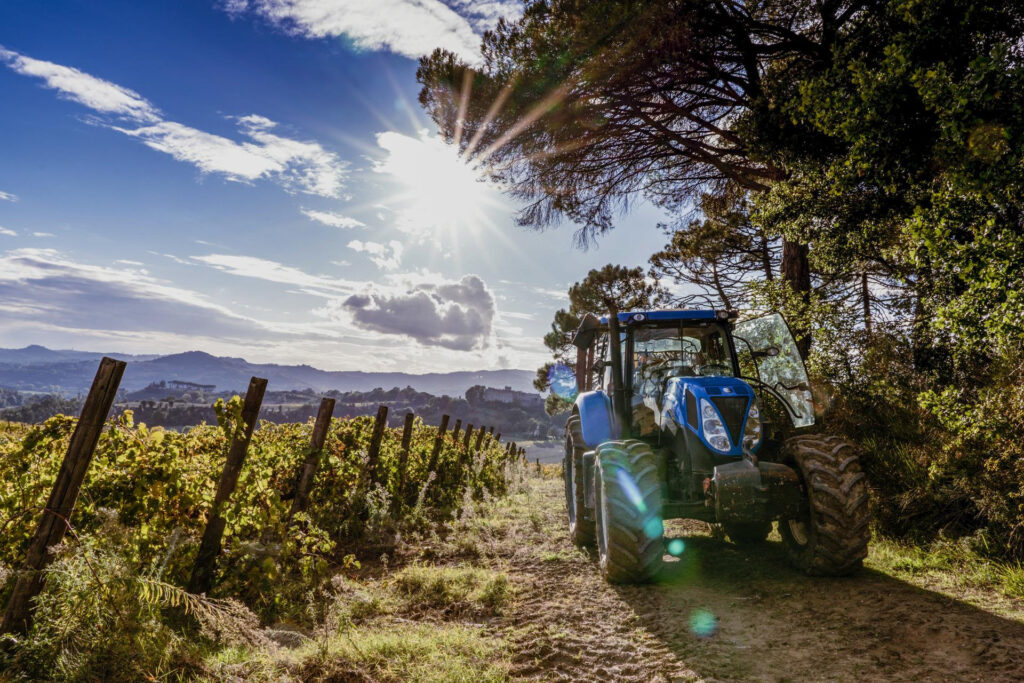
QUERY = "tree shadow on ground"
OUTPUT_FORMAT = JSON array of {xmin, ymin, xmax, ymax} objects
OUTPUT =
[{"xmin": 614, "ymin": 534, "xmax": 1024, "ymax": 682}]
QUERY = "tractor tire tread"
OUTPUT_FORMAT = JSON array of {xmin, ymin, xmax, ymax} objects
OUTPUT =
[
  {"xmin": 565, "ymin": 416, "xmax": 595, "ymax": 547},
  {"xmin": 594, "ymin": 440, "xmax": 663, "ymax": 584},
  {"xmin": 780, "ymin": 435, "xmax": 871, "ymax": 576}
]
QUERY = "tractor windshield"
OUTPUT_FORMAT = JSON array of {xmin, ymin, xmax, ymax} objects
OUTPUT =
[
  {"xmin": 630, "ymin": 322, "xmax": 735, "ymax": 401},
  {"xmin": 733, "ymin": 313, "xmax": 815, "ymax": 428}
]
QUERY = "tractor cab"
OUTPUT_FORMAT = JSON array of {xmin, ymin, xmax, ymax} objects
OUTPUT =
[
  {"xmin": 563, "ymin": 308, "xmax": 870, "ymax": 584},
  {"xmin": 572, "ymin": 309, "xmax": 813, "ymax": 449}
]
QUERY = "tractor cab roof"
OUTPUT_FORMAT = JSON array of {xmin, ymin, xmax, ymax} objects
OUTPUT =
[{"xmin": 598, "ymin": 309, "xmax": 737, "ymax": 325}]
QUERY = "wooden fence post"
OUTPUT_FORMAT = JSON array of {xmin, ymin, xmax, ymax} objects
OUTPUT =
[
  {"xmin": 288, "ymin": 397, "xmax": 334, "ymax": 520},
  {"xmin": 536, "ymin": 458, "xmax": 541, "ymax": 474},
  {"xmin": 365, "ymin": 405, "xmax": 389, "ymax": 487},
  {"xmin": 1, "ymin": 357, "xmax": 126, "ymax": 635},
  {"xmin": 473, "ymin": 426, "xmax": 486, "ymax": 452},
  {"xmin": 427, "ymin": 414, "xmax": 449, "ymax": 475},
  {"xmin": 451, "ymin": 419, "xmax": 462, "ymax": 444},
  {"xmin": 462, "ymin": 423, "xmax": 474, "ymax": 450},
  {"xmin": 495, "ymin": 432, "xmax": 501, "ymax": 444},
  {"xmin": 187, "ymin": 376, "xmax": 267, "ymax": 595},
  {"xmin": 397, "ymin": 412, "xmax": 414, "ymax": 504}
]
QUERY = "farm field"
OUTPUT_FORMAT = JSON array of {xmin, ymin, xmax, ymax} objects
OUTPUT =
[{"xmin": 3, "ymin": 411, "xmax": 1024, "ymax": 681}]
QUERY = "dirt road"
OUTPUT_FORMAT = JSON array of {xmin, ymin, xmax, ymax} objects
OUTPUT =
[{"xmin": 484, "ymin": 471, "xmax": 1024, "ymax": 682}]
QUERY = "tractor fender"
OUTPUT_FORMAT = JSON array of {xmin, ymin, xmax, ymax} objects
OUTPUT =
[{"xmin": 574, "ymin": 390, "xmax": 618, "ymax": 448}]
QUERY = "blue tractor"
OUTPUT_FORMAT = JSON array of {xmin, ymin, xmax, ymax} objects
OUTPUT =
[{"xmin": 564, "ymin": 309, "xmax": 870, "ymax": 583}]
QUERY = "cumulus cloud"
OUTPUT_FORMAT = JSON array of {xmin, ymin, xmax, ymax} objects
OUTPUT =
[
  {"xmin": 338, "ymin": 274, "xmax": 495, "ymax": 350},
  {"xmin": 1, "ymin": 48, "xmax": 347, "ymax": 198},
  {"xmin": 0, "ymin": 45, "xmax": 160, "ymax": 122},
  {"xmin": 0, "ymin": 191, "xmax": 18, "ymax": 202},
  {"xmin": 0, "ymin": 227, "xmax": 16, "ymax": 237},
  {"xmin": 347, "ymin": 239, "xmax": 403, "ymax": 270},
  {"xmin": 301, "ymin": 208, "xmax": 365, "ymax": 229},
  {"xmin": 224, "ymin": 0, "xmax": 521, "ymax": 64}
]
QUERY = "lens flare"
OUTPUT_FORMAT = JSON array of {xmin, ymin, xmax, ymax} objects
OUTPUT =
[
  {"xmin": 667, "ymin": 538, "xmax": 685, "ymax": 556},
  {"xmin": 615, "ymin": 468, "xmax": 647, "ymax": 514},
  {"xmin": 689, "ymin": 609, "xmax": 717, "ymax": 638},
  {"xmin": 643, "ymin": 516, "xmax": 663, "ymax": 540},
  {"xmin": 547, "ymin": 363, "xmax": 578, "ymax": 401}
]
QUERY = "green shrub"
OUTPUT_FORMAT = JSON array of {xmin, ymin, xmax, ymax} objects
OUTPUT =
[{"xmin": 0, "ymin": 512, "xmax": 202, "ymax": 682}]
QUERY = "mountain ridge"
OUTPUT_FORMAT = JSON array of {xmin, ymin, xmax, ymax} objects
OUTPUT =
[{"xmin": 0, "ymin": 346, "xmax": 536, "ymax": 397}]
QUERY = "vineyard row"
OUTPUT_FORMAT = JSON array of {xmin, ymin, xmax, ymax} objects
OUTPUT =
[{"xmin": 0, "ymin": 357, "xmax": 529, "ymax": 635}]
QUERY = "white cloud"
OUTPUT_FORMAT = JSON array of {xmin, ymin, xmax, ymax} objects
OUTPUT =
[
  {"xmin": 32, "ymin": 232, "xmax": 55, "ymax": 238},
  {"xmin": 301, "ymin": 208, "xmax": 365, "ymax": 229},
  {"xmin": 1, "ymin": 48, "xmax": 348, "ymax": 198},
  {"xmin": 0, "ymin": 191, "xmax": 17, "ymax": 202},
  {"xmin": 225, "ymin": 0, "xmax": 521, "ymax": 64},
  {"xmin": 0, "ymin": 227, "xmax": 16, "ymax": 237},
  {"xmin": 113, "ymin": 116, "xmax": 347, "ymax": 197},
  {"xmin": 0, "ymin": 247, "xmax": 545, "ymax": 370},
  {"xmin": 336, "ymin": 274, "xmax": 495, "ymax": 350},
  {"xmin": 0, "ymin": 45, "xmax": 159, "ymax": 122},
  {"xmin": 533, "ymin": 285, "xmax": 567, "ymax": 300},
  {"xmin": 193, "ymin": 253, "xmax": 358, "ymax": 295},
  {"xmin": 0, "ymin": 248, "xmax": 275, "ymax": 339},
  {"xmin": 446, "ymin": 0, "xmax": 522, "ymax": 32},
  {"xmin": 347, "ymin": 239, "xmax": 403, "ymax": 270}
]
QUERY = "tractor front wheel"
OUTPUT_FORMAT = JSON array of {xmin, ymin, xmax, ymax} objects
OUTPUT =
[
  {"xmin": 593, "ymin": 440, "xmax": 663, "ymax": 583},
  {"xmin": 564, "ymin": 416, "xmax": 594, "ymax": 546},
  {"xmin": 779, "ymin": 435, "xmax": 871, "ymax": 575}
]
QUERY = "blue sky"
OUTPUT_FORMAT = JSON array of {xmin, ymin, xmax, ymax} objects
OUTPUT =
[{"xmin": 0, "ymin": 0, "xmax": 673, "ymax": 373}]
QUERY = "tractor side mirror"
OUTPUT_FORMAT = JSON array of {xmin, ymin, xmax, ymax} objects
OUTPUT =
[
  {"xmin": 572, "ymin": 313, "xmax": 602, "ymax": 349},
  {"xmin": 751, "ymin": 345, "xmax": 780, "ymax": 359}
]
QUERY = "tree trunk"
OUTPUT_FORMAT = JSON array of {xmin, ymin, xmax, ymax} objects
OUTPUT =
[
  {"xmin": 861, "ymin": 272, "xmax": 872, "ymax": 336},
  {"xmin": 761, "ymin": 235, "xmax": 775, "ymax": 281},
  {"xmin": 711, "ymin": 259, "xmax": 732, "ymax": 310},
  {"xmin": 781, "ymin": 239, "xmax": 812, "ymax": 359}
]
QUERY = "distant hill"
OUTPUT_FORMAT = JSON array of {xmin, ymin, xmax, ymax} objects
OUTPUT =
[
  {"xmin": 0, "ymin": 345, "xmax": 157, "ymax": 366},
  {"xmin": 0, "ymin": 346, "xmax": 535, "ymax": 397}
]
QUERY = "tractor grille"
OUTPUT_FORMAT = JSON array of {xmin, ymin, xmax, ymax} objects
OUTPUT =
[
  {"xmin": 711, "ymin": 396, "xmax": 748, "ymax": 445},
  {"xmin": 686, "ymin": 388, "xmax": 698, "ymax": 428}
]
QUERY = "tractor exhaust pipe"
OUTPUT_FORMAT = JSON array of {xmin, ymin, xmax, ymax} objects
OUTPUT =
[{"xmin": 606, "ymin": 304, "xmax": 631, "ymax": 440}]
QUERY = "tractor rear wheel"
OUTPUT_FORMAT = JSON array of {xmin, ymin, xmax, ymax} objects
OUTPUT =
[
  {"xmin": 779, "ymin": 435, "xmax": 870, "ymax": 575},
  {"xmin": 564, "ymin": 416, "xmax": 594, "ymax": 546},
  {"xmin": 724, "ymin": 521, "xmax": 772, "ymax": 545},
  {"xmin": 593, "ymin": 440, "xmax": 663, "ymax": 583}
]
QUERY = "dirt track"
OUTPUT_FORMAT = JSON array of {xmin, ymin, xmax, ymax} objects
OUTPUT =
[{"xmin": 492, "ymin": 473, "xmax": 1024, "ymax": 682}]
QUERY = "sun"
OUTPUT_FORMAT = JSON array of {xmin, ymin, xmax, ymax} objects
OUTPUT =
[{"xmin": 374, "ymin": 131, "xmax": 504, "ymax": 239}]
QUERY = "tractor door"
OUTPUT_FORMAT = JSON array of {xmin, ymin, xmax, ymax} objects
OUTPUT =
[{"xmin": 732, "ymin": 313, "xmax": 815, "ymax": 428}]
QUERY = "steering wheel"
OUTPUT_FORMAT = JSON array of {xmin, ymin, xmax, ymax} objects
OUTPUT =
[{"xmin": 695, "ymin": 362, "xmax": 732, "ymax": 376}]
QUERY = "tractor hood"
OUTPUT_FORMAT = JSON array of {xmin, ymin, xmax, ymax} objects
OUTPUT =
[{"xmin": 659, "ymin": 376, "xmax": 759, "ymax": 456}]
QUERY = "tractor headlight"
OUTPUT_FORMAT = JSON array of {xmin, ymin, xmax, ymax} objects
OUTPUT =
[
  {"xmin": 700, "ymin": 399, "xmax": 731, "ymax": 453},
  {"xmin": 742, "ymin": 400, "xmax": 762, "ymax": 450}
]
